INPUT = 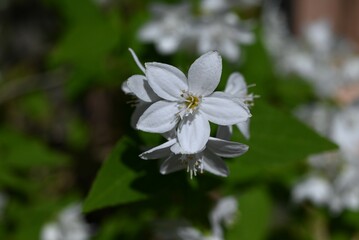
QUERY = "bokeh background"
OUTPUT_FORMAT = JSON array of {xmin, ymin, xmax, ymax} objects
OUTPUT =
[{"xmin": 0, "ymin": 0, "xmax": 358, "ymax": 239}]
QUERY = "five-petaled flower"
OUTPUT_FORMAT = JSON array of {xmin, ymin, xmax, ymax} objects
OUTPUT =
[{"xmin": 136, "ymin": 51, "xmax": 251, "ymax": 154}]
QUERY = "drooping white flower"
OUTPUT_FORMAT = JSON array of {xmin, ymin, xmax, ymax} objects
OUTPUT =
[
  {"xmin": 41, "ymin": 203, "xmax": 91, "ymax": 240},
  {"xmin": 138, "ymin": 3, "xmax": 191, "ymax": 54},
  {"xmin": 137, "ymin": 51, "xmax": 251, "ymax": 154},
  {"xmin": 140, "ymin": 132, "xmax": 248, "ymax": 178},
  {"xmin": 122, "ymin": 49, "xmax": 160, "ymax": 127}
]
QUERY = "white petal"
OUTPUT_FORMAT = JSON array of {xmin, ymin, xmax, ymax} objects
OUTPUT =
[
  {"xmin": 236, "ymin": 119, "xmax": 250, "ymax": 139},
  {"xmin": 160, "ymin": 154, "xmax": 185, "ymax": 174},
  {"xmin": 121, "ymin": 80, "xmax": 131, "ymax": 94},
  {"xmin": 170, "ymin": 142, "xmax": 187, "ymax": 154},
  {"xmin": 200, "ymin": 92, "xmax": 250, "ymax": 125},
  {"xmin": 145, "ymin": 62, "xmax": 188, "ymax": 101},
  {"xmin": 137, "ymin": 101, "xmax": 179, "ymax": 133},
  {"xmin": 202, "ymin": 150, "xmax": 229, "ymax": 177},
  {"xmin": 130, "ymin": 102, "xmax": 151, "ymax": 128},
  {"xmin": 187, "ymin": 51, "xmax": 222, "ymax": 96},
  {"xmin": 225, "ymin": 72, "xmax": 247, "ymax": 96},
  {"xmin": 207, "ymin": 137, "xmax": 249, "ymax": 158},
  {"xmin": 128, "ymin": 48, "xmax": 145, "ymax": 74},
  {"xmin": 216, "ymin": 125, "xmax": 233, "ymax": 141},
  {"xmin": 139, "ymin": 139, "xmax": 176, "ymax": 160},
  {"xmin": 177, "ymin": 112, "xmax": 210, "ymax": 154},
  {"xmin": 127, "ymin": 75, "xmax": 159, "ymax": 102}
]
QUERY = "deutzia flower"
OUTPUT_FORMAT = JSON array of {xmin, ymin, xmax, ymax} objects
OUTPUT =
[
  {"xmin": 194, "ymin": 13, "xmax": 254, "ymax": 62},
  {"xmin": 136, "ymin": 51, "xmax": 251, "ymax": 154},
  {"xmin": 263, "ymin": 4, "xmax": 359, "ymax": 101},
  {"xmin": 140, "ymin": 130, "xmax": 248, "ymax": 178},
  {"xmin": 122, "ymin": 49, "xmax": 160, "ymax": 127},
  {"xmin": 293, "ymin": 104, "xmax": 359, "ymax": 213},
  {"xmin": 217, "ymin": 72, "xmax": 255, "ymax": 139},
  {"xmin": 138, "ymin": 3, "xmax": 191, "ymax": 54},
  {"xmin": 40, "ymin": 203, "xmax": 91, "ymax": 240}
]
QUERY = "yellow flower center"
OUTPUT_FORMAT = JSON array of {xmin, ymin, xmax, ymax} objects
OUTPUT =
[{"xmin": 185, "ymin": 95, "xmax": 200, "ymax": 110}]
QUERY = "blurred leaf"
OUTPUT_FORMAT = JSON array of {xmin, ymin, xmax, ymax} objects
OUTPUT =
[
  {"xmin": 227, "ymin": 187, "xmax": 272, "ymax": 240},
  {"xmin": 0, "ymin": 127, "xmax": 69, "ymax": 169},
  {"xmin": 49, "ymin": 0, "xmax": 121, "ymax": 97},
  {"xmin": 83, "ymin": 137, "xmax": 147, "ymax": 213},
  {"xmin": 227, "ymin": 101, "xmax": 338, "ymax": 181}
]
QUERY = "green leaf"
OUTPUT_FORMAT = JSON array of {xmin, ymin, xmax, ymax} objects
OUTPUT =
[
  {"xmin": 49, "ymin": 0, "xmax": 121, "ymax": 97},
  {"xmin": 227, "ymin": 101, "xmax": 338, "ymax": 181},
  {"xmin": 227, "ymin": 187, "xmax": 272, "ymax": 240},
  {"xmin": 0, "ymin": 127, "xmax": 69, "ymax": 169},
  {"xmin": 83, "ymin": 137, "xmax": 147, "ymax": 213}
]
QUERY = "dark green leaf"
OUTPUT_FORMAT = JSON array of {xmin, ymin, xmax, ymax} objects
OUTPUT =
[{"xmin": 83, "ymin": 137, "xmax": 147, "ymax": 213}]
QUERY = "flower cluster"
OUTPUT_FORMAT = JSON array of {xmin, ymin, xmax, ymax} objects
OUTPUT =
[
  {"xmin": 293, "ymin": 103, "xmax": 359, "ymax": 213},
  {"xmin": 122, "ymin": 49, "xmax": 254, "ymax": 178},
  {"xmin": 138, "ymin": 0, "xmax": 255, "ymax": 62},
  {"xmin": 263, "ymin": 5, "xmax": 359, "ymax": 101}
]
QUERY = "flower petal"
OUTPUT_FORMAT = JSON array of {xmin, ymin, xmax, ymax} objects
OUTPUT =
[
  {"xmin": 121, "ymin": 80, "xmax": 131, "ymax": 94},
  {"xmin": 127, "ymin": 75, "xmax": 159, "ymax": 102},
  {"xmin": 187, "ymin": 51, "xmax": 222, "ymax": 96},
  {"xmin": 225, "ymin": 72, "xmax": 247, "ymax": 96},
  {"xmin": 160, "ymin": 154, "xmax": 185, "ymax": 174},
  {"xmin": 207, "ymin": 137, "xmax": 249, "ymax": 158},
  {"xmin": 130, "ymin": 102, "xmax": 151, "ymax": 128},
  {"xmin": 177, "ymin": 112, "xmax": 210, "ymax": 154},
  {"xmin": 216, "ymin": 125, "xmax": 233, "ymax": 141},
  {"xmin": 139, "ymin": 139, "xmax": 176, "ymax": 160},
  {"xmin": 219, "ymin": 38, "xmax": 240, "ymax": 62},
  {"xmin": 236, "ymin": 119, "xmax": 250, "ymax": 139},
  {"xmin": 145, "ymin": 62, "xmax": 188, "ymax": 101},
  {"xmin": 200, "ymin": 92, "xmax": 250, "ymax": 125},
  {"xmin": 202, "ymin": 150, "xmax": 229, "ymax": 177},
  {"xmin": 137, "ymin": 101, "xmax": 179, "ymax": 133},
  {"xmin": 157, "ymin": 35, "xmax": 181, "ymax": 54}
]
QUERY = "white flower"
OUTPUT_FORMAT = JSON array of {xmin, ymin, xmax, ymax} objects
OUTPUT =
[
  {"xmin": 194, "ymin": 13, "xmax": 254, "ymax": 62},
  {"xmin": 209, "ymin": 196, "xmax": 238, "ymax": 239},
  {"xmin": 293, "ymin": 103, "xmax": 359, "ymax": 213},
  {"xmin": 122, "ymin": 49, "xmax": 160, "ymax": 127},
  {"xmin": 138, "ymin": 3, "xmax": 191, "ymax": 54},
  {"xmin": 137, "ymin": 51, "xmax": 251, "ymax": 154},
  {"xmin": 217, "ymin": 72, "xmax": 255, "ymax": 139},
  {"xmin": 140, "ymin": 132, "xmax": 248, "ymax": 178},
  {"xmin": 41, "ymin": 203, "xmax": 91, "ymax": 240}
]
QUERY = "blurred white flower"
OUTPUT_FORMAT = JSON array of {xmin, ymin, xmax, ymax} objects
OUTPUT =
[
  {"xmin": 152, "ymin": 196, "xmax": 238, "ymax": 240},
  {"xmin": 263, "ymin": 4, "xmax": 359, "ymax": 101},
  {"xmin": 293, "ymin": 104, "xmax": 359, "ymax": 213},
  {"xmin": 136, "ymin": 51, "xmax": 250, "ymax": 154},
  {"xmin": 138, "ymin": 1, "xmax": 255, "ymax": 62},
  {"xmin": 138, "ymin": 3, "xmax": 191, "ymax": 54},
  {"xmin": 194, "ymin": 13, "xmax": 254, "ymax": 62},
  {"xmin": 41, "ymin": 203, "xmax": 91, "ymax": 240}
]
